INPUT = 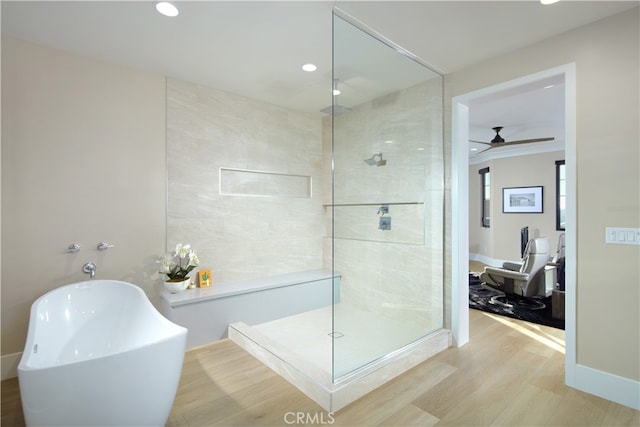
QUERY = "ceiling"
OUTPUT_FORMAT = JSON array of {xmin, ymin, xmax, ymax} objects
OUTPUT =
[{"xmin": 2, "ymin": 1, "xmax": 637, "ymax": 157}]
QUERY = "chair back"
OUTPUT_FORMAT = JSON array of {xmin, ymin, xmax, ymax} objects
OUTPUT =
[
  {"xmin": 520, "ymin": 237, "xmax": 551, "ymax": 277},
  {"xmin": 552, "ymin": 233, "xmax": 566, "ymax": 264}
]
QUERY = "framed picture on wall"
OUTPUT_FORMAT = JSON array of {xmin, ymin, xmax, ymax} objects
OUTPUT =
[{"xmin": 503, "ymin": 186, "xmax": 543, "ymax": 213}]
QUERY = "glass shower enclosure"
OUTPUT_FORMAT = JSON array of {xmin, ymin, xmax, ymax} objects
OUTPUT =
[
  {"xmin": 222, "ymin": 9, "xmax": 445, "ymax": 411},
  {"xmin": 329, "ymin": 11, "xmax": 444, "ymax": 381}
]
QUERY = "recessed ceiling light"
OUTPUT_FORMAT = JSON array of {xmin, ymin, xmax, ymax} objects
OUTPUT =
[
  {"xmin": 470, "ymin": 148, "xmax": 479, "ymax": 151},
  {"xmin": 302, "ymin": 63, "xmax": 317, "ymax": 72},
  {"xmin": 332, "ymin": 78, "xmax": 341, "ymax": 95},
  {"xmin": 540, "ymin": 0, "xmax": 559, "ymax": 4},
  {"xmin": 417, "ymin": 147, "xmax": 425, "ymax": 151},
  {"xmin": 385, "ymin": 140, "xmax": 394, "ymax": 144},
  {"xmin": 155, "ymin": 1, "xmax": 179, "ymax": 17},
  {"xmin": 544, "ymin": 85, "xmax": 555, "ymax": 89}
]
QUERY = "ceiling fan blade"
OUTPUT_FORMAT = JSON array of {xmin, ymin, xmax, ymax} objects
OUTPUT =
[
  {"xmin": 476, "ymin": 146, "xmax": 494, "ymax": 154},
  {"xmin": 500, "ymin": 137, "xmax": 555, "ymax": 146},
  {"xmin": 470, "ymin": 127, "xmax": 555, "ymax": 155}
]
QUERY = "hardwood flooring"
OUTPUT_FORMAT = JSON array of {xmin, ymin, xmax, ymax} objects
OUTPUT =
[
  {"xmin": 469, "ymin": 260, "xmax": 489, "ymax": 274},
  {"xmin": 2, "ymin": 309, "xmax": 638, "ymax": 426}
]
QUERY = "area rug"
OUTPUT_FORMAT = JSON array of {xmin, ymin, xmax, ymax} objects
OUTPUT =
[{"xmin": 469, "ymin": 273, "xmax": 565, "ymax": 330}]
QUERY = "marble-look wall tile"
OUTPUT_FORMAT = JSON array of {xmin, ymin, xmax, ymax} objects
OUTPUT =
[
  {"xmin": 167, "ymin": 78, "xmax": 324, "ymax": 283},
  {"xmin": 167, "ymin": 73, "xmax": 445, "ymax": 355},
  {"xmin": 327, "ymin": 78, "xmax": 445, "ymax": 333}
]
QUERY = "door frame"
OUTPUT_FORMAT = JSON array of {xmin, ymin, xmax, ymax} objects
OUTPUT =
[{"xmin": 450, "ymin": 63, "xmax": 577, "ymax": 382}]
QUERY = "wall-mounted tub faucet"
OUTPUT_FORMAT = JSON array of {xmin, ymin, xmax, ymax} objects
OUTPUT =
[{"xmin": 82, "ymin": 262, "xmax": 97, "ymax": 279}]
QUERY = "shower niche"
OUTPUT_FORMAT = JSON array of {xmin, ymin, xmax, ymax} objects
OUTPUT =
[{"xmin": 227, "ymin": 10, "xmax": 446, "ymax": 411}]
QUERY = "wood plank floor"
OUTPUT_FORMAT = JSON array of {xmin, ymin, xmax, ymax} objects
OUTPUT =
[
  {"xmin": 2, "ymin": 309, "xmax": 638, "ymax": 426},
  {"xmin": 470, "ymin": 260, "xmax": 489, "ymax": 273}
]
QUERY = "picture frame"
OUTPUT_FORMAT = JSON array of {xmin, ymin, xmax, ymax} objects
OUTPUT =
[
  {"xmin": 502, "ymin": 186, "xmax": 543, "ymax": 213},
  {"xmin": 198, "ymin": 269, "xmax": 212, "ymax": 287}
]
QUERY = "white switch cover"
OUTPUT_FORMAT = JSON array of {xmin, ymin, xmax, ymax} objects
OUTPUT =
[{"xmin": 606, "ymin": 227, "xmax": 640, "ymax": 245}]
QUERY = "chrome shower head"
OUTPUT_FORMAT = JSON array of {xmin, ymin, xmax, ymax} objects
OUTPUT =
[
  {"xmin": 364, "ymin": 157, "xmax": 377, "ymax": 166},
  {"xmin": 320, "ymin": 104, "xmax": 352, "ymax": 116},
  {"xmin": 364, "ymin": 153, "xmax": 386, "ymax": 166}
]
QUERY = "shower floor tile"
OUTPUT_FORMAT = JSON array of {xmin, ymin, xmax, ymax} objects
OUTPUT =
[{"xmin": 252, "ymin": 303, "xmax": 431, "ymax": 378}]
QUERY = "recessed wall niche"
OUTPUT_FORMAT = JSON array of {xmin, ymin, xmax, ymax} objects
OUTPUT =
[
  {"xmin": 219, "ymin": 168, "xmax": 312, "ymax": 198},
  {"xmin": 166, "ymin": 78, "xmax": 325, "ymax": 283}
]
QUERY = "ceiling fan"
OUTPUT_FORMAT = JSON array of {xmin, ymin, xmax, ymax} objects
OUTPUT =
[{"xmin": 470, "ymin": 126, "xmax": 555, "ymax": 151}]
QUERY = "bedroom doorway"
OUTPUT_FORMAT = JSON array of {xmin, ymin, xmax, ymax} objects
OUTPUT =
[{"xmin": 451, "ymin": 63, "xmax": 576, "ymax": 382}]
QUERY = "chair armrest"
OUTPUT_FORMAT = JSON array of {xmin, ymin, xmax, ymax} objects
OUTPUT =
[
  {"xmin": 483, "ymin": 267, "xmax": 529, "ymax": 282},
  {"xmin": 502, "ymin": 261, "xmax": 523, "ymax": 271}
]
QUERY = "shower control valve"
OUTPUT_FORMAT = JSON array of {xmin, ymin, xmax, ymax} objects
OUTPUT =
[
  {"xmin": 377, "ymin": 205, "xmax": 389, "ymax": 216},
  {"xmin": 379, "ymin": 216, "xmax": 392, "ymax": 231}
]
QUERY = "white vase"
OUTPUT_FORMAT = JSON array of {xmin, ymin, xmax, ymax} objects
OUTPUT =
[{"xmin": 164, "ymin": 278, "xmax": 190, "ymax": 293}]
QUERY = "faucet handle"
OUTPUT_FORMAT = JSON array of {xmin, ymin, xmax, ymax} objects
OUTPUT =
[
  {"xmin": 97, "ymin": 242, "xmax": 115, "ymax": 251},
  {"xmin": 65, "ymin": 243, "xmax": 81, "ymax": 253}
]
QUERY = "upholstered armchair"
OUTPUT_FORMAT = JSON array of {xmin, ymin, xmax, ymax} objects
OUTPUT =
[
  {"xmin": 479, "ymin": 237, "xmax": 551, "ymax": 307},
  {"xmin": 548, "ymin": 233, "xmax": 566, "ymax": 291}
]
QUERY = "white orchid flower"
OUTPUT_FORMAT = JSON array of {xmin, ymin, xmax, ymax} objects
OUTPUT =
[
  {"xmin": 159, "ymin": 253, "xmax": 174, "ymax": 273},
  {"xmin": 175, "ymin": 243, "xmax": 191, "ymax": 259},
  {"xmin": 188, "ymin": 250, "xmax": 200, "ymax": 267}
]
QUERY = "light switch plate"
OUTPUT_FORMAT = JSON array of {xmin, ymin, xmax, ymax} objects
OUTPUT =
[{"xmin": 605, "ymin": 227, "xmax": 640, "ymax": 245}]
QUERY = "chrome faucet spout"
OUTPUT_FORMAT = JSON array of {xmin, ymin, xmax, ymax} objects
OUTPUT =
[{"xmin": 82, "ymin": 262, "xmax": 97, "ymax": 279}]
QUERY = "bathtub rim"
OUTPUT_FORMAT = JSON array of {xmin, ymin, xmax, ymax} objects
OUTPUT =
[{"xmin": 18, "ymin": 279, "xmax": 187, "ymax": 372}]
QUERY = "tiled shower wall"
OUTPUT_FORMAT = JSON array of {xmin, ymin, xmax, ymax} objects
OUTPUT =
[
  {"xmin": 167, "ymin": 78, "xmax": 325, "ymax": 282},
  {"xmin": 167, "ymin": 76, "xmax": 443, "ymax": 332},
  {"xmin": 325, "ymin": 78, "xmax": 444, "ymax": 331}
]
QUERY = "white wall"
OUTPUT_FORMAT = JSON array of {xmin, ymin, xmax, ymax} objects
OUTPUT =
[{"xmin": 1, "ymin": 37, "xmax": 167, "ymax": 357}]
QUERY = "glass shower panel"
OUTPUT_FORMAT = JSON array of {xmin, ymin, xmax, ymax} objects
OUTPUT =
[{"xmin": 331, "ymin": 13, "xmax": 444, "ymax": 381}]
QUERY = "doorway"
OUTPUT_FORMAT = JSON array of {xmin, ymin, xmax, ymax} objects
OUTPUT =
[{"xmin": 451, "ymin": 63, "xmax": 577, "ymax": 383}]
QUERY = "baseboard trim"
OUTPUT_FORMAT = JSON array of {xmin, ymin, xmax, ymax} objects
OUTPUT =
[
  {"xmin": 570, "ymin": 363, "xmax": 640, "ymax": 410},
  {"xmin": 1, "ymin": 352, "xmax": 21, "ymax": 380}
]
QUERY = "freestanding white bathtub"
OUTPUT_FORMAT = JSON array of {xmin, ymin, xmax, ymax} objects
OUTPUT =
[{"xmin": 18, "ymin": 280, "xmax": 187, "ymax": 427}]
